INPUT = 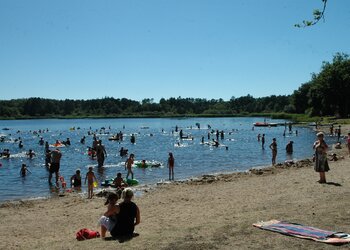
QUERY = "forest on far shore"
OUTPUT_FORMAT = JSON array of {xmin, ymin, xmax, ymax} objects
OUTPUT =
[{"xmin": 1, "ymin": 53, "xmax": 349, "ymax": 120}]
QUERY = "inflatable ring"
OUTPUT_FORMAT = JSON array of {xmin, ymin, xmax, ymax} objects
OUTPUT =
[
  {"xmin": 136, "ymin": 162, "xmax": 148, "ymax": 168},
  {"xmin": 126, "ymin": 178, "xmax": 139, "ymax": 186}
]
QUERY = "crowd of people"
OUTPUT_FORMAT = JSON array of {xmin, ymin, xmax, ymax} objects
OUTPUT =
[{"xmin": 1, "ymin": 122, "xmax": 350, "ymax": 241}]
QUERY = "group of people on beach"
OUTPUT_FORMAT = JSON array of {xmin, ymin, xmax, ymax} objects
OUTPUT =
[{"xmin": 98, "ymin": 188, "xmax": 140, "ymax": 239}]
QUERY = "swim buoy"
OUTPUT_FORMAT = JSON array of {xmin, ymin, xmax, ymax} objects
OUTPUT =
[{"xmin": 126, "ymin": 178, "xmax": 139, "ymax": 186}]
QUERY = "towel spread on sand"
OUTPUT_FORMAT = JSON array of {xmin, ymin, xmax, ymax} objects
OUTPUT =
[{"xmin": 253, "ymin": 220, "xmax": 350, "ymax": 244}]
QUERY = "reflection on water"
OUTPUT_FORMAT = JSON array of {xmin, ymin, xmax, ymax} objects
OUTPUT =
[{"xmin": 0, "ymin": 117, "xmax": 334, "ymax": 202}]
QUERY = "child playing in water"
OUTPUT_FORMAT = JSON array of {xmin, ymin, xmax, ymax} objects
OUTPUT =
[
  {"xmin": 20, "ymin": 163, "xmax": 31, "ymax": 177},
  {"xmin": 125, "ymin": 154, "xmax": 134, "ymax": 179},
  {"xmin": 70, "ymin": 169, "xmax": 82, "ymax": 189},
  {"xmin": 26, "ymin": 149, "xmax": 36, "ymax": 159},
  {"xmin": 113, "ymin": 172, "xmax": 128, "ymax": 189},
  {"xmin": 85, "ymin": 166, "xmax": 97, "ymax": 199}
]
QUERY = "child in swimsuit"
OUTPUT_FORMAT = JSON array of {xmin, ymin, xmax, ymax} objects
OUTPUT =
[{"xmin": 85, "ymin": 166, "xmax": 97, "ymax": 199}]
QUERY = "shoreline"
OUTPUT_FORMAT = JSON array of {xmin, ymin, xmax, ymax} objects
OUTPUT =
[
  {"xmin": 0, "ymin": 144, "xmax": 349, "ymax": 249},
  {"xmin": 0, "ymin": 155, "xmax": 314, "ymax": 205}
]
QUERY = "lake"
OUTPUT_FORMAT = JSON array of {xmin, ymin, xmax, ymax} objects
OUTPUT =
[{"xmin": 0, "ymin": 117, "xmax": 332, "ymax": 202}]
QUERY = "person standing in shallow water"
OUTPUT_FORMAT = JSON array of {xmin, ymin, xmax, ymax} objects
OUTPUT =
[
  {"xmin": 168, "ymin": 152, "xmax": 175, "ymax": 181},
  {"xmin": 49, "ymin": 148, "xmax": 62, "ymax": 185},
  {"xmin": 96, "ymin": 140, "xmax": 107, "ymax": 167},
  {"xmin": 261, "ymin": 134, "xmax": 265, "ymax": 149},
  {"xmin": 313, "ymin": 132, "xmax": 329, "ymax": 183},
  {"xmin": 269, "ymin": 138, "xmax": 277, "ymax": 165}
]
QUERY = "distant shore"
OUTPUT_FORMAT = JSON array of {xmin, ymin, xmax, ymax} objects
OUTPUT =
[{"xmin": 1, "ymin": 134, "xmax": 349, "ymax": 249}]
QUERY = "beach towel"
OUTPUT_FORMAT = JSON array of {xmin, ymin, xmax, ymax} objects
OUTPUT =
[
  {"xmin": 253, "ymin": 220, "xmax": 350, "ymax": 245},
  {"xmin": 76, "ymin": 228, "xmax": 100, "ymax": 241}
]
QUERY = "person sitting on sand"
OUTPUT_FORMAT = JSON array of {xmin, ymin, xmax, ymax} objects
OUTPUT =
[
  {"xmin": 113, "ymin": 172, "xmax": 128, "ymax": 189},
  {"xmin": 329, "ymin": 153, "xmax": 338, "ymax": 161},
  {"xmin": 70, "ymin": 169, "xmax": 82, "ymax": 189},
  {"xmin": 110, "ymin": 188, "xmax": 140, "ymax": 238},
  {"xmin": 98, "ymin": 193, "xmax": 120, "ymax": 239}
]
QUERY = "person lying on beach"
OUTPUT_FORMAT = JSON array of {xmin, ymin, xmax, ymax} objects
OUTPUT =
[{"xmin": 98, "ymin": 193, "xmax": 120, "ymax": 239}]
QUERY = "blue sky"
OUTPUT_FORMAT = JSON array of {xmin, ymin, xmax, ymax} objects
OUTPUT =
[{"xmin": 0, "ymin": 0, "xmax": 349, "ymax": 101}]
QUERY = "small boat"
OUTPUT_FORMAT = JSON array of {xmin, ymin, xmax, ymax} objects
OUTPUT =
[{"xmin": 253, "ymin": 122, "xmax": 278, "ymax": 127}]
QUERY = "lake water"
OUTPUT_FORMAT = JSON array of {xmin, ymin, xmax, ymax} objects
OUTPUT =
[{"xmin": 0, "ymin": 117, "xmax": 334, "ymax": 202}]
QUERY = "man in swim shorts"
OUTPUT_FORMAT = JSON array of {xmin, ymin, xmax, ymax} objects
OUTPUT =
[{"xmin": 49, "ymin": 148, "xmax": 62, "ymax": 185}]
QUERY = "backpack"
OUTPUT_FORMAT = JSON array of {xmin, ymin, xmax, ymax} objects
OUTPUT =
[{"xmin": 76, "ymin": 228, "xmax": 100, "ymax": 241}]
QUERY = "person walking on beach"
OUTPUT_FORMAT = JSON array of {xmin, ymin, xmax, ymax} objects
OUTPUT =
[
  {"xmin": 313, "ymin": 132, "xmax": 329, "ymax": 184},
  {"xmin": 96, "ymin": 140, "xmax": 107, "ymax": 167},
  {"xmin": 269, "ymin": 138, "xmax": 277, "ymax": 165},
  {"xmin": 49, "ymin": 148, "xmax": 62, "ymax": 185},
  {"xmin": 85, "ymin": 166, "xmax": 98, "ymax": 199},
  {"xmin": 125, "ymin": 154, "xmax": 134, "ymax": 180},
  {"xmin": 168, "ymin": 152, "xmax": 175, "ymax": 181}
]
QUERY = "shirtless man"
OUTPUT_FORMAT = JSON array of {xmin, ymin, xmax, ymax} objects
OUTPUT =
[
  {"xmin": 49, "ymin": 148, "xmax": 62, "ymax": 185},
  {"xmin": 96, "ymin": 140, "xmax": 107, "ymax": 167}
]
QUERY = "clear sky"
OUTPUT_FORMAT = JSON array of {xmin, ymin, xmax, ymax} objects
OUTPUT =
[{"xmin": 0, "ymin": 0, "xmax": 349, "ymax": 102}]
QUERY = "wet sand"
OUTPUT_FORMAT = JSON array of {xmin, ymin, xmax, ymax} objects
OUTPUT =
[{"xmin": 0, "ymin": 132, "xmax": 350, "ymax": 249}]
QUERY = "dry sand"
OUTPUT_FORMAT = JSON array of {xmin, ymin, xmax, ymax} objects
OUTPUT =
[{"xmin": 1, "ymin": 130, "xmax": 350, "ymax": 250}]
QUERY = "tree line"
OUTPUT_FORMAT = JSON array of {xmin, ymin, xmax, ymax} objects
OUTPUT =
[{"xmin": 0, "ymin": 53, "xmax": 349, "ymax": 119}]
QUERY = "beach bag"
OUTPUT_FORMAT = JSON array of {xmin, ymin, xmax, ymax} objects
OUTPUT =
[{"xmin": 76, "ymin": 228, "xmax": 100, "ymax": 241}]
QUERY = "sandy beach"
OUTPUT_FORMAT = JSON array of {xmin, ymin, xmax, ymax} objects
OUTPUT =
[{"xmin": 1, "ymin": 128, "xmax": 350, "ymax": 250}]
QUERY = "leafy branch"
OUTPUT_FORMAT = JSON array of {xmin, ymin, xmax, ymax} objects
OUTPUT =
[{"xmin": 295, "ymin": 0, "xmax": 328, "ymax": 28}]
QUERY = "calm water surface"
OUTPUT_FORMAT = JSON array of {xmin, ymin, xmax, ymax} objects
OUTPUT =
[{"xmin": 0, "ymin": 117, "xmax": 334, "ymax": 202}]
